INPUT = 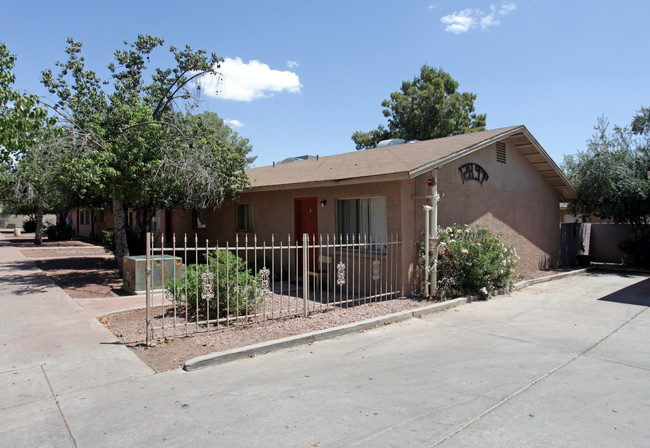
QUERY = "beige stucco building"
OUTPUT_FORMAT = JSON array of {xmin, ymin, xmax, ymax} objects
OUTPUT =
[{"xmin": 173, "ymin": 125, "xmax": 576, "ymax": 296}]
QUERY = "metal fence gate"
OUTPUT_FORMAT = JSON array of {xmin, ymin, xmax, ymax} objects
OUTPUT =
[{"xmin": 144, "ymin": 232, "xmax": 403, "ymax": 344}]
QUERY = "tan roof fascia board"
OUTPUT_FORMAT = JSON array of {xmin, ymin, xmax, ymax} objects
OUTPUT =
[
  {"xmin": 248, "ymin": 172, "xmax": 411, "ymax": 192},
  {"xmin": 517, "ymin": 127, "xmax": 577, "ymax": 200},
  {"xmin": 407, "ymin": 125, "xmax": 526, "ymax": 178}
]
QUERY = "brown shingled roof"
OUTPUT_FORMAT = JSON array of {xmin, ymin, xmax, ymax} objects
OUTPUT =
[{"xmin": 245, "ymin": 125, "xmax": 577, "ymax": 200}]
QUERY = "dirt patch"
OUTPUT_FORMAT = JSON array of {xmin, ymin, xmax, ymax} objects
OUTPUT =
[
  {"xmin": 21, "ymin": 246, "xmax": 111, "ymax": 258},
  {"xmin": 19, "ymin": 244, "xmax": 128, "ymax": 299},
  {"xmin": 32, "ymin": 257, "xmax": 127, "ymax": 298},
  {"xmin": 101, "ymin": 298, "xmax": 428, "ymax": 373},
  {"xmin": 7, "ymin": 238, "xmax": 94, "ymax": 248}
]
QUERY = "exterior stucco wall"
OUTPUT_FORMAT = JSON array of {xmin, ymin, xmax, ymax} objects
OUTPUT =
[
  {"xmin": 412, "ymin": 141, "xmax": 562, "ymax": 277},
  {"xmin": 194, "ymin": 181, "xmax": 406, "ymax": 245},
  {"xmin": 176, "ymin": 180, "xmax": 412, "ymax": 294}
]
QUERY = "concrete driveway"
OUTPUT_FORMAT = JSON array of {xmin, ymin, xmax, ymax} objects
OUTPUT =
[{"xmin": 1, "ymin": 240, "xmax": 648, "ymax": 447}]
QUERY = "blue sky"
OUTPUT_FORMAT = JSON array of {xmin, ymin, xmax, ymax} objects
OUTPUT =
[{"xmin": 3, "ymin": 0, "xmax": 648, "ymax": 168}]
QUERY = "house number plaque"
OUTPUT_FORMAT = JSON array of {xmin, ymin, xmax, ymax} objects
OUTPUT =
[{"xmin": 458, "ymin": 163, "xmax": 489, "ymax": 185}]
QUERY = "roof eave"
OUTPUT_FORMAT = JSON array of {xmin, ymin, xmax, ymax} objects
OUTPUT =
[
  {"xmin": 407, "ymin": 126, "xmax": 526, "ymax": 178},
  {"xmin": 248, "ymin": 172, "xmax": 411, "ymax": 192},
  {"xmin": 518, "ymin": 127, "xmax": 577, "ymax": 200}
]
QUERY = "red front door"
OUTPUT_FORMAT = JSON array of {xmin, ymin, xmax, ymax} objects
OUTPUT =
[{"xmin": 294, "ymin": 197, "xmax": 318, "ymax": 270}]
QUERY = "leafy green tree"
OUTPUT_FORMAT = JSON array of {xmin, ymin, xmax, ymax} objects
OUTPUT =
[
  {"xmin": 0, "ymin": 42, "xmax": 54, "ymax": 164},
  {"xmin": 631, "ymin": 106, "xmax": 650, "ymax": 136},
  {"xmin": 127, "ymin": 110, "xmax": 254, "ymax": 244},
  {"xmin": 0, "ymin": 42, "xmax": 63, "ymax": 244},
  {"xmin": 563, "ymin": 112, "xmax": 650, "ymax": 263},
  {"xmin": 351, "ymin": 65, "xmax": 487, "ymax": 149},
  {"xmin": 0, "ymin": 125, "xmax": 95, "ymax": 244},
  {"xmin": 42, "ymin": 36, "xmax": 251, "ymax": 273}
]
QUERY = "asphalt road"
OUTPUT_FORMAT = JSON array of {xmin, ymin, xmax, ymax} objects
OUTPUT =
[{"xmin": 1, "ymin": 240, "xmax": 648, "ymax": 447}]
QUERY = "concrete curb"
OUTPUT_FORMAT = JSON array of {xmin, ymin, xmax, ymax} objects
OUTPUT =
[
  {"xmin": 589, "ymin": 265, "xmax": 650, "ymax": 276},
  {"xmin": 512, "ymin": 268, "xmax": 589, "ymax": 291},
  {"xmin": 185, "ymin": 266, "xmax": 650, "ymax": 372},
  {"xmin": 184, "ymin": 297, "xmax": 469, "ymax": 371}
]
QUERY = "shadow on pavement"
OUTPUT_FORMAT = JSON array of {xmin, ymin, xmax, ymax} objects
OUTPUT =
[
  {"xmin": 0, "ymin": 260, "xmax": 55, "ymax": 295},
  {"xmin": 598, "ymin": 276, "xmax": 650, "ymax": 307},
  {"xmin": 33, "ymin": 257, "xmax": 130, "ymax": 297}
]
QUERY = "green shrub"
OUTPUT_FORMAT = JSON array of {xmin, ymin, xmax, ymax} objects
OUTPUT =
[
  {"xmin": 168, "ymin": 250, "xmax": 262, "ymax": 319},
  {"xmin": 102, "ymin": 230, "xmax": 115, "ymax": 251},
  {"xmin": 102, "ymin": 229, "xmax": 145, "ymax": 254},
  {"xmin": 429, "ymin": 225, "xmax": 518, "ymax": 300},
  {"xmin": 22, "ymin": 218, "xmax": 36, "ymax": 233},
  {"xmin": 619, "ymin": 238, "xmax": 650, "ymax": 267},
  {"xmin": 43, "ymin": 224, "xmax": 74, "ymax": 241}
]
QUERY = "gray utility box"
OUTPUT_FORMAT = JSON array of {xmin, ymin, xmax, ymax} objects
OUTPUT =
[{"xmin": 122, "ymin": 255, "xmax": 185, "ymax": 294}]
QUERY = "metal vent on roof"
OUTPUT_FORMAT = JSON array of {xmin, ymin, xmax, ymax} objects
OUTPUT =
[
  {"xmin": 375, "ymin": 138, "xmax": 420, "ymax": 148},
  {"xmin": 496, "ymin": 141, "xmax": 506, "ymax": 163},
  {"xmin": 376, "ymin": 139, "xmax": 406, "ymax": 148},
  {"xmin": 277, "ymin": 155, "xmax": 316, "ymax": 164}
]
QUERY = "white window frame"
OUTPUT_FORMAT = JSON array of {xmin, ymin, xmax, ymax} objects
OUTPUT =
[
  {"xmin": 236, "ymin": 203, "xmax": 254, "ymax": 233},
  {"xmin": 336, "ymin": 197, "xmax": 388, "ymax": 250},
  {"xmin": 150, "ymin": 210, "xmax": 162, "ymax": 233},
  {"xmin": 193, "ymin": 208, "xmax": 207, "ymax": 229}
]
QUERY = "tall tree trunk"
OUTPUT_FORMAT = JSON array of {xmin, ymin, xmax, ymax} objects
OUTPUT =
[
  {"xmin": 90, "ymin": 208, "xmax": 95, "ymax": 239},
  {"xmin": 57, "ymin": 211, "xmax": 67, "ymax": 226},
  {"xmin": 113, "ymin": 195, "xmax": 129, "ymax": 275},
  {"xmin": 34, "ymin": 202, "xmax": 44, "ymax": 245}
]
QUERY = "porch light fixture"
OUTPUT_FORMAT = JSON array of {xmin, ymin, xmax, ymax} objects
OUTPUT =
[{"xmin": 320, "ymin": 200, "xmax": 327, "ymax": 207}]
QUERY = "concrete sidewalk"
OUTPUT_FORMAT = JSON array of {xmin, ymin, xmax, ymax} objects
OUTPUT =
[
  {"xmin": 50, "ymin": 271, "xmax": 648, "ymax": 447},
  {"xmin": 0, "ymin": 241, "xmax": 153, "ymax": 446}
]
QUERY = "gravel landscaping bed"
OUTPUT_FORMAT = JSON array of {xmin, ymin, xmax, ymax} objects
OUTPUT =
[{"xmin": 101, "ymin": 297, "xmax": 428, "ymax": 372}]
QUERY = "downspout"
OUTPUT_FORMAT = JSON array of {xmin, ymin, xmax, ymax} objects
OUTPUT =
[
  {"xmin": 422, "ymin": 205, "xmax": 432, "ymax": 296},
  {"xmin": 430, "ymin": 169, "xmax": 440, "ymax": 294}
]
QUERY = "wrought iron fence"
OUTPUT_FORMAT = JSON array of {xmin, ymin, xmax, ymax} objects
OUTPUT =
[{"xmin": 144, "ymin": 232, "xmax": 402, "ymax": 344}]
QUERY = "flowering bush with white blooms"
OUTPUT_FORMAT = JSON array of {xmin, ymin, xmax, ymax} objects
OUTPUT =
[{"xmin": 433, "ymin": 224, "xmax": 518, "ymax": 300}]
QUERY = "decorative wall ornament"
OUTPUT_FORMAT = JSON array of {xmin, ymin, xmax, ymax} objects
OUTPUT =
[
  {"xmin": 259, "ymin": 267, "xmax": 271, "ymax": 293},
  {"xmin": 372, "ymin": 260, "xmax": 381, "ymax": 280},
  {"xmin": 336, "ymin": 262, "xmax": 346, "ymax": 286},
  {"xmin": 201, "ymin": 271, "xmax": 215, "ymax": 301},
  {"xmin": 458, "ymin": 163, "xmax": 489, "ymax": 184}
]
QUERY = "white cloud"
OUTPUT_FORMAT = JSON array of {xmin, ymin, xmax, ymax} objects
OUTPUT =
[
  {"xmin": 499, "ymin": 2, "xmax": 517, "ymax": 14},
  {"xmin": 286, "ymin": 60, "xmax": 299, "ymax": 69},
  {"xmin": 199, "ymin": 57, "xmax": 302, "ymax": 102},
  {"xmin": 441, "ymin": 2, "xmax": 516, "ymax": 33},
  {"xmin": 481, "ymin": 5, "xmax": 500, "ymax": 30},
  {"xmin": 441, "ymin": 9, "xmax": 478, "ymax": 34},
  {"xmin": 427, "ymin": 4, "xmax": 436, "ymax": 9},
  {"xmin": 224, "ymin": 119, "xmax": 244, "ymax": 128}
]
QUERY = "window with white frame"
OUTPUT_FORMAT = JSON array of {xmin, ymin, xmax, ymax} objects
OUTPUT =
[
  {"xmin": 150, "ymin": 210, "xmax": 162, "ymax": 233},
  {"xmin": 337, "ymin": 198, "xmax": 387, "ymax": 246},
  {"xmin": 79, "ymin": 210, "xmax": 91, "ymax": 226},
  {"xmin": 193, "ymin": 209, "xmax": 207, "ymax": 229},
  {"xmin": 236, "ymin": 204, "xmax": 254, "ymax": 232}
]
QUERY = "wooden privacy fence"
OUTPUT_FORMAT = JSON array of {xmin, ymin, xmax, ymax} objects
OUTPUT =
[{"xmin": 144, "ymin": 232, "xmax": 403, "ymax": 344}]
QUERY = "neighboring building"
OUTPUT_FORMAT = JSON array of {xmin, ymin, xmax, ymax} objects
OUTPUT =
[
  {"xmin": 0, "ymin": 213, "xmax": 56, "ymax": 229},
  {"xmin": 559, "ymin": 202, "xmax": 612, "ymax": 224},
  {"xmin": 66, "ymin": 208, "xmax": 173, "ymax": 243},
  {"xmin": 173, "ymin": 125, "xmax": 577, "ymax": 295}
]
